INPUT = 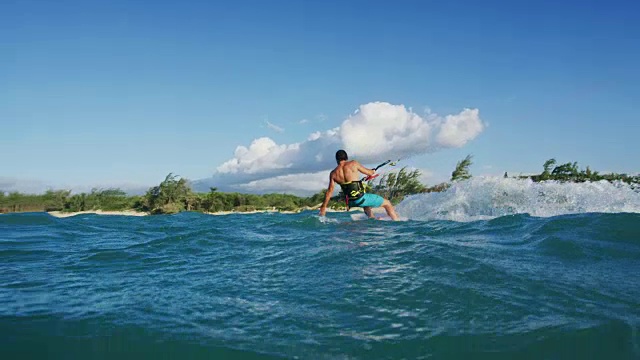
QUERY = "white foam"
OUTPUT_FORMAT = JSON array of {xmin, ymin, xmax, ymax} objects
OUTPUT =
[
  {"xmin": 395, "ymin": 177, "xmax": 640, "ymax": 222},
  {"xmin": 318, "ymin": 215, "xmax": 340, "ymax": 224}
]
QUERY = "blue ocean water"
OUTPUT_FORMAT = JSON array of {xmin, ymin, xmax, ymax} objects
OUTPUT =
[{"xmin": 1, "ymin": 178, "xmax": 640, "ymax": 359}]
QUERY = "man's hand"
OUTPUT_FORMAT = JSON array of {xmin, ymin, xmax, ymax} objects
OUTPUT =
[{"xmin": 364, "ymin": 172, "xmax": 379, "ymax": 181}]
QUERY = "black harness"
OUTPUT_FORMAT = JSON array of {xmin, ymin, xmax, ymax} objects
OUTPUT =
[{"xmin": 339, "ymin": 181, "xmax": 365, "ymax": 210}]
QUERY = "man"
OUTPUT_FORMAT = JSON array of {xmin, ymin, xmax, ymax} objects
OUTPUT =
[{"xmin": 319, "ymin": 150, "xmax": 399, "ymax": 220}]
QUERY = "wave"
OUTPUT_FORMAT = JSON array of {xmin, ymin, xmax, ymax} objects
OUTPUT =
[
  {"xmin": 396, "ymin": 177, "xmax": 640, "ymax": 222},
  {"xmin": 0, "ymin": 212, "xmax": 57, "ymax": 226}
]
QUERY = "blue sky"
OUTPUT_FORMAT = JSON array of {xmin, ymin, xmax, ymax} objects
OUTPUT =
[{"xmin": 2, "ymin": 0, "xmax": 639, "ymax": 195}]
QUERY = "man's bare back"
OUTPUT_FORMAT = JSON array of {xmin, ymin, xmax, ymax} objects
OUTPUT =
[{"xmin": 330, "ymin": 160, "xmax": 373, "ymax": 184}]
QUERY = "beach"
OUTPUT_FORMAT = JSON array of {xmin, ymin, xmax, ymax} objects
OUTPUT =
[{"xmin": 47, "ymin": 210, "xmax": 148, "ymax": 218}]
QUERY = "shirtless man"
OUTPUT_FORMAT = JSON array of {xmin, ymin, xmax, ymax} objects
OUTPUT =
[{"xmin": 319, "ymin": 150, "xmax": 399, "ymax": 220}]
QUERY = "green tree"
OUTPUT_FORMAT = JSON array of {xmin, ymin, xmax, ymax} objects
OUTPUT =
[
  {"xmin": 541, "ymin": 158, "xmax": 556, "ymax": 180},
  {"xmin": 583, "ymin": 166, "xmax": 599, "ymax": 181},
  {"xmin": 65, "ymin": 193, "xmax": 86, "ymax": 212},
  {"xmin": 199, "ymin": 189, "xmax": 227, "ymax": 212},
  {"xmin": 141, "ymin": 173, "xmax": 194, "ymax": 214},
  {"xmin": 42, "ymin": 189, "xmax": 71, "ymax": 211},
  {"xmin": 551, "ymin": 161, "xmax": 580, "ymax": 181},
  {"xmin": 373, "ymin": 167, "xmax": 427, "ymax": 203},
  {"xmin": 529, "ymin": 158, "xmax": 639, "ymax": 186},
  {"xmin": 451, "ymin": 155, "xmax": 473, "ymax": 182}
]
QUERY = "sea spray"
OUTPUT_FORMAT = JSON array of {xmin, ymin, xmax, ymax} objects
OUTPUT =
[{"xmin": 396, "ymin": 177, "xmax": 640, "ymax": 222}]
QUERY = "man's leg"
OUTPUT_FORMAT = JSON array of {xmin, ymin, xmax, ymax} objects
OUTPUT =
[
  {"xmin": 381, "ymin": 199, "xmax": 399, "ymax": 221},
  {"xmin": 363, "ymin": 206, "xmax": 374, "ymax": 218}
]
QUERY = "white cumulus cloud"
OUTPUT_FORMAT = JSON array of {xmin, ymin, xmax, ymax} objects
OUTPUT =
[
  {"xmin": 214, "ymin": 126, "xmax": 341, "ymax": 178},
  {"xmin": 435, "ymin": 108, "xmax": 484, "ymax": 148},
  {"xmin": 194, "ymin": 101, "xmax": 485, "ymax": 194},
  {"xmin": 340, "ymin": 102, "xmax": 433, "ymax": 160}
]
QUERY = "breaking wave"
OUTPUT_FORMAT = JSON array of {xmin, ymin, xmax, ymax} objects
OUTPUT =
[{"xmin": 396, "ymin": 177, "xmax": 640, "ymax": 222}]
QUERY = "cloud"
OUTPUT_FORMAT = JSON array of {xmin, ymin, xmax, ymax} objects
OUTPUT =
[
  {"xmin": 235, "ymin": 172, "xmax": 328, "ymax": 196},
  {"xmin": 265, "ymin": 120, "xmax": 284, "ymax": 133},
  {"xmin": 435, "ymin": 108, "xmax": 484, "ymax": 148},
  {"xmin": 194, "ymin": 101, "xmax": 485, "ymax": 194},
  {"xmin": 339, "ymin": 102, "xmax": 433, "ymax": 160},
  {"xmin": 217, "ymin": 126, "xmax": 341, "ymax": 175},
  {"xmin": 340, "ymin": 102, "xmax": 483, "ymax": 160},
  {"xmin": 299, "ymin": 119, "xmax": 309, "ymax": 124}
]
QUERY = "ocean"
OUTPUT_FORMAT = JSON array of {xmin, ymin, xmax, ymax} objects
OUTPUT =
[{"xmin": 2, "ymin": 178, "xmax": 640, "ymax": 359}]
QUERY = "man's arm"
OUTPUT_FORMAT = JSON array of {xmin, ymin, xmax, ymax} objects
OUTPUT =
[
  {"xmin": 355, "ymin": 161, "xmax": 375, "ymax": 177},
  {"xmin": 319, "ymin": 174, "xmax": 335, "ymax": 217}
]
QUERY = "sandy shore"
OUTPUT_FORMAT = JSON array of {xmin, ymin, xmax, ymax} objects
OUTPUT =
[{"xmin": 48, "ymin": 210, "xmax": 148, "ymax": 218}]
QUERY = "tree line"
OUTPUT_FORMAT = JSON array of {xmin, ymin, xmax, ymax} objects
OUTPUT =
[
  {"xmin": 0, "ymin": 188, "xmax": 141, "ymax": 213},
  {"xmin": 138, "ymin": 173, "xmax": 315, "ymax": 214},
  {"xmin": 0, "ymin": 173, "xmax": 323, "ymax": 214},
  {"xmin": 523, "ymin": 158, "xmax": 640, "ymax": 185},
  {"xmin": 1, "ymin": 156, "xmax": 637, "ymax": 214}
]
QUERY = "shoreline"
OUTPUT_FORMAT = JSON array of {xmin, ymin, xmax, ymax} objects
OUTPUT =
[
  {"xmin": 48, "ymin": 210, "xmax": 149, "ymax": 218},
  {"xmin": 45, "ymin": 207, "xmax": 366, "ymax": 218}
]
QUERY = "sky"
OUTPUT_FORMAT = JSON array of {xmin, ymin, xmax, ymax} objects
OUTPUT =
[{"xmin": 2, "ymin": 0, "xmax": 639, "ymax": 195}]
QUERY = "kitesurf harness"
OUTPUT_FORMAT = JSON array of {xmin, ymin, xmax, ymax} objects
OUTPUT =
[{"xmin": 339, "ymin": 181, "xmax": 366, "ymax": 203}]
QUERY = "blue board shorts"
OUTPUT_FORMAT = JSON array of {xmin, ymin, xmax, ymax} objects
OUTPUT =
[{"xmin": 350, "ymin": 193, "xmax": 384, "ymax": 208}]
